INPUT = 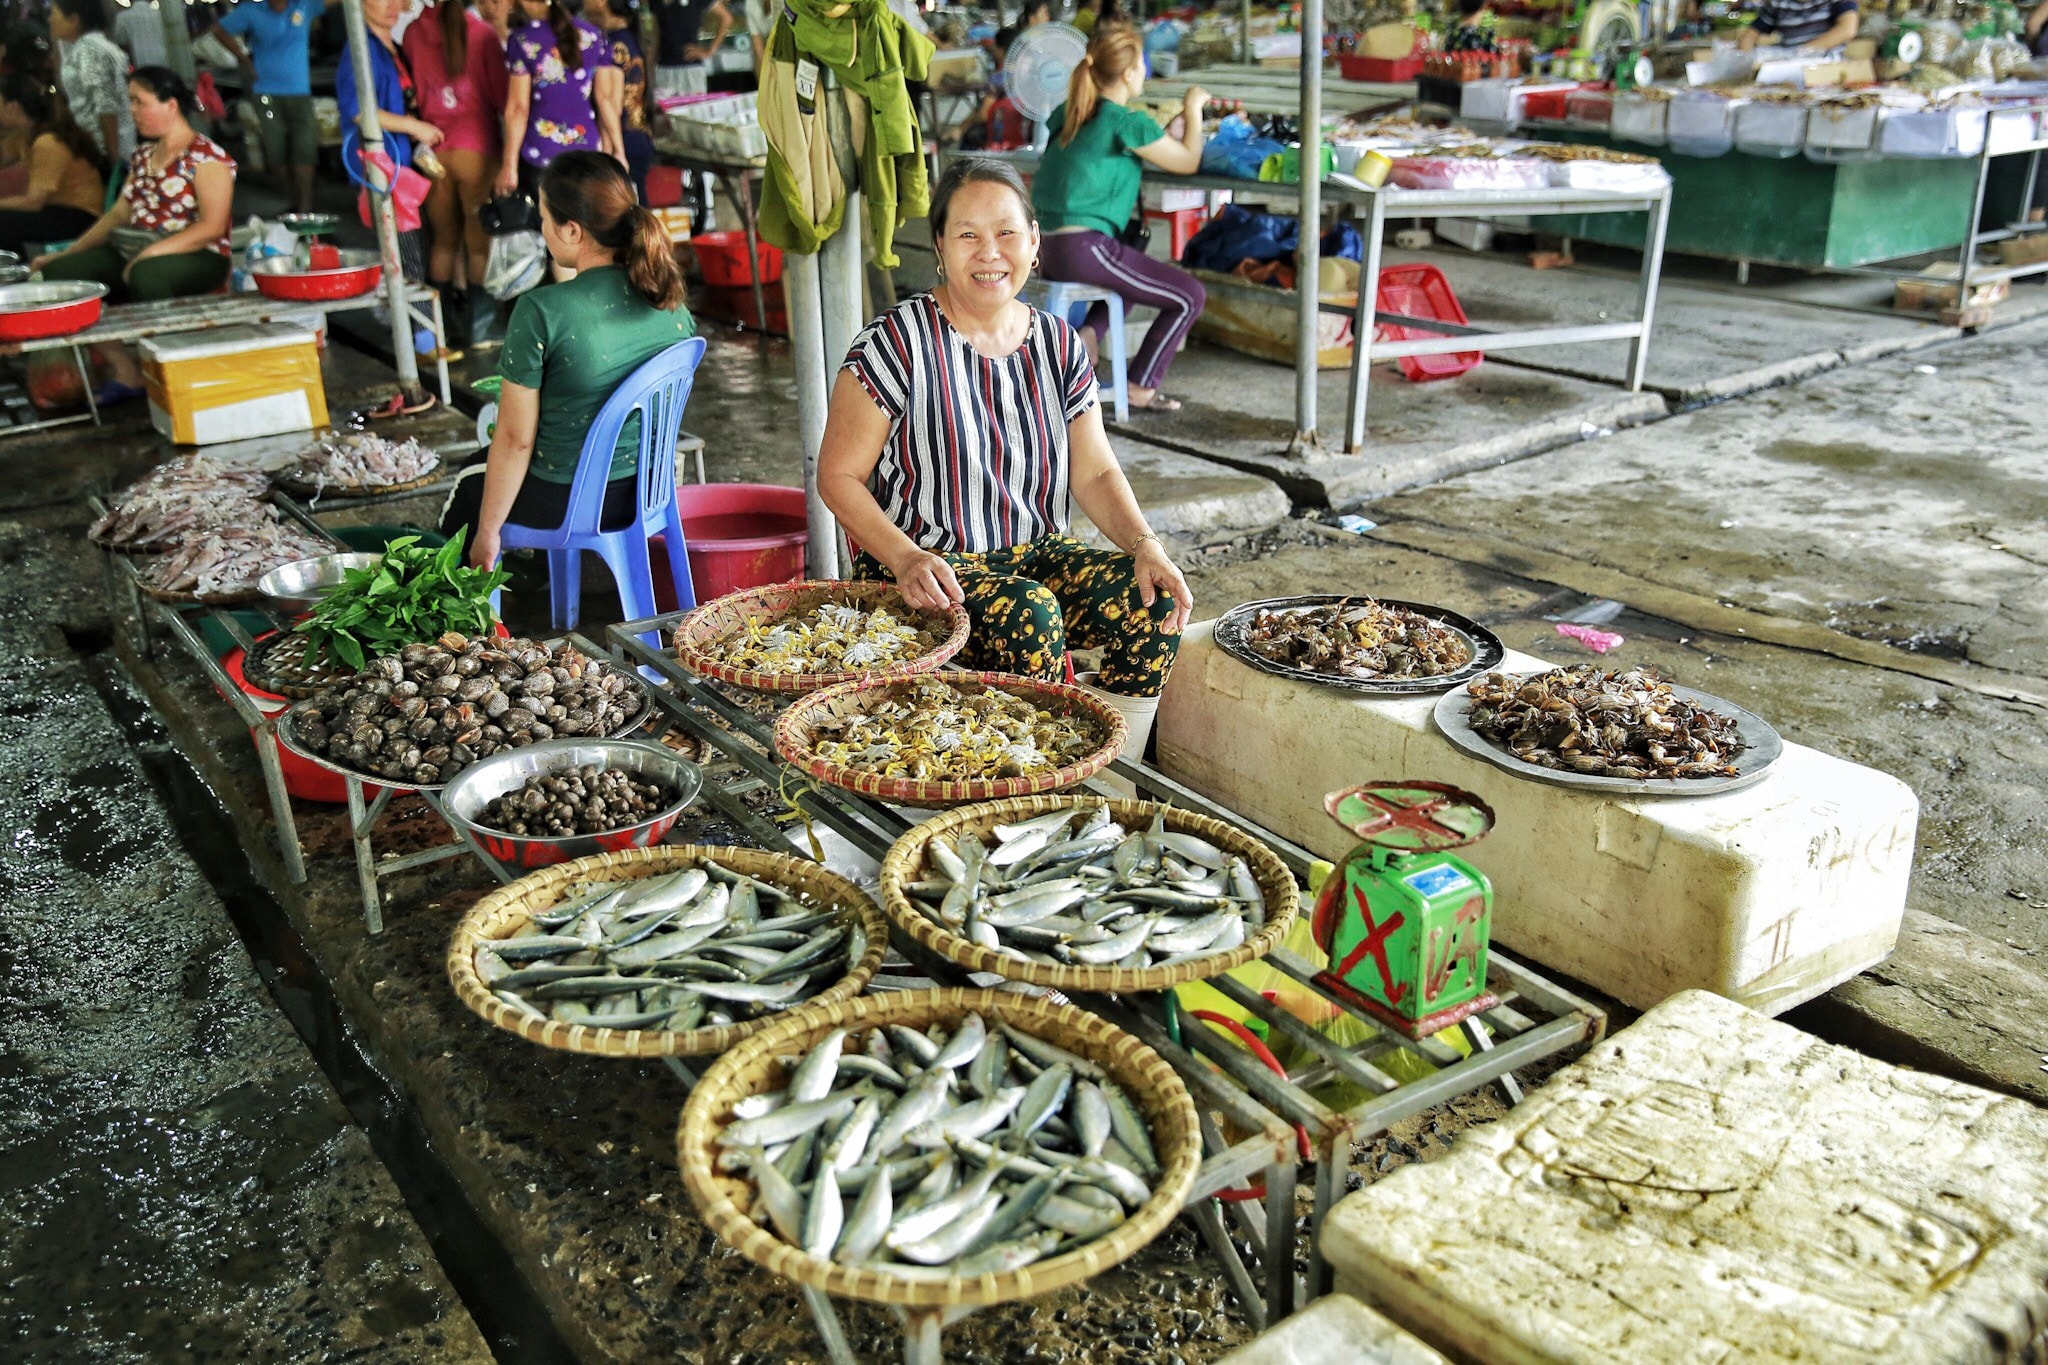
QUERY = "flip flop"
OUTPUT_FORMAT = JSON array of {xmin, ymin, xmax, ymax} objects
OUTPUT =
[
  {"xmin": 1134, "ymin": 391, "xmax": 1183, "ymax": 412},
  {"xmin": 362, "ymin": 390, "xmax": 438, "ymax": 421}
]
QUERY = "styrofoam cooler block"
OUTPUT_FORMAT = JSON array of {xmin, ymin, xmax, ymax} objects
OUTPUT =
[
  {"xmin": 1218, "ymin": 1293, "xmax": 1449, "ymax": 1365},
  {"xmin": 1156, "ymin": 624, "xmax": 1916, "ymax": 1014},
  {"xmin": 1323, "ymin": 990, "xmax": 2048, "ymax": 1364}
]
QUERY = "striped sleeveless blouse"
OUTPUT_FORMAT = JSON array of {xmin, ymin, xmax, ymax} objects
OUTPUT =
[{"xmin": 840, "ymin": 292, "xmax": 1098, "ymax": 554}]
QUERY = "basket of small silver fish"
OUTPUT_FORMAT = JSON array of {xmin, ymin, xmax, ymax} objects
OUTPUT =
[
  {"xmin": 879, "ymin": 796, "xmax": 1298, "ymax": 993},
  {"xmin": 672, "ymin": 580, "xmax": 971, "ymax": 693},
  {"xmin": 773, "ymin": 673, "xmax": 1124, "ymax": 808},
  {"xmin": 676, "ymin": 988, "xmax": 1200, "ymax": 1309},
  {"xmin": 449, "ymin": 846, "xmax": 889, "ymax": 1058}
]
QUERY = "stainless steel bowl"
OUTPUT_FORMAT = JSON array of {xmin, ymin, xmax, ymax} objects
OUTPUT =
[
  {"xmin": 278, "ymin": 212, "xmax": 342, "ymax": 236},
  {"xmin": 440, "ymin": 739, "xmax": 704, "ymax": 868},
  {"xmin": 257, "ymin": 553, "xmax": 383, "ymax": 614},
  {"xmin": 0, "ymin": 251, "xmax": 25, "ymax": 286},
  {"xmin": 0, "ymin": 280, "xmax": 109, "ymax": 311}
]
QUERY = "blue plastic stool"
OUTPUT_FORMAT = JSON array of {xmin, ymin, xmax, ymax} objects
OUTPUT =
[
  {"xmin": 493, "ymin": 337, "xmax": 708, "ymax": 637},
  {"xmin": 1026, "ymin": 279, "xmax": 1130, "ymax": 421}
]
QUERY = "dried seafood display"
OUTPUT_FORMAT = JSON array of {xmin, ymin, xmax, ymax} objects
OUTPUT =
[
  {"xmin": 140, "ymin": 523, "xmax": 332, "ymax": 599},
  {"xmin": 1242, "ymin": 598, "xmax": 1472, "ymax": 681},
  {"xmin": 712, "ymin": 1013, "xmax": 1163, "ymax": 1274},
  {"xmin": 473, "ymin": 863, "xmax": 866, "ymax": 1032},
  {"xmin": 288, "ymin": 431, "xmax": 439, "ymax": 492},
  {"xmin": 1513, "ymin": 142, "xmax": 1660, "ymax": 164},
  {"xmin": 478, "ymin": 764, "xmax": 679, "ymax": 838},
  {"xmin": 808, "ymin": 680, "xmax": 1105, "ymax": 782},
  {"xmin": 901, "ymin": 805, "xmax": 1266, "ymax": 972},
  {"xmin": 89, "ymin": 455, "xmax": 274, "ymax": 551},
  {"xmin": 692, "ymin": 602, "xmax": 948, "ymax": 677},
  {"xmin": 287, "ymin": 633, "xmax": 642, "ymax": 785},
  {"xmin": 1464, "ymin": 666, "xmax": 1748, "ymax": 779}
]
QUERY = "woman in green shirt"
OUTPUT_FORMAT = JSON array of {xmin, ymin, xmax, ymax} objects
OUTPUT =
[
  {"xmin": 441, "ymin": 150, "xmax": 696, "ymax": 568},
  {"xmin": 1032, "ymin": 23, "xmax": 1207, "ymax": 410}
]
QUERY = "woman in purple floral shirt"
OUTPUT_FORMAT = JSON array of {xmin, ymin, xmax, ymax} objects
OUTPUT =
[{"xmin": 495, "ymin": 0, "xmax": 622, "ymax": 199}]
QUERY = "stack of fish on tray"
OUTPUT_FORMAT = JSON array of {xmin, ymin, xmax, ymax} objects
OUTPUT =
[
  {"xmin": 290, "ymin": 431, "xmax": 439, "ymax": 493},
  {"xmin": 89, "ymin": 454, "xmax": 332, "ymax": 599},
  {"xmin": 902, "ymin": 805, "xmax": 1265, "ymax": 972},
  {"xmin": 472, "ymin": 862, "xmax": 866, "ymax": 1033},
  {"xmin": 716, "ymin": 1013, "xmax": 1161, "ymax": 1276}
]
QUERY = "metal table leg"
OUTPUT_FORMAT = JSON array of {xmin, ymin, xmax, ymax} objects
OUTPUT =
[
  {"xmin": 900, "ymin": 1308, "xmax": 945, "ymax": 1365},
  {"xmin": 728, "ymin": 169, "xmax": 770, "ymax": 336},
  {"xmin": 1343, "ymin": 193, "xmax": 1388, "ymax": 455},
  {"xmin": 1624, "ymin": 188, "xmax": 1670, "ymax": 393},
  {"xmin": 72, "ymin": 343, "xmax": 100, "ymax": 425},
  {"xmin": 801, "ymin": 1285, "xmax": 859, "ymax": 1365},
  {"xmin": 345, "ymin": 775, "xmax": 395, "ymax": 934},
  {"xmin": 1262, "ymin": 1156, "xmax": 1299, "ymax": 1324},
  {"xmin": 253, "ymin": 713, "xmax": 309, "ymax": 884}
]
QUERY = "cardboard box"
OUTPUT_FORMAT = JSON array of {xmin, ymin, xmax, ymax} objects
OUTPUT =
[
  {"xmin": 1893, "ymin": 264, "xmax": 2009, "ymax": 315},
  {"xmin": 1996, "ymin": 232, "xmax": 2048, "ymax": 266},
  {"xmin": 139, "ymin": 322, "xmax": 326, "ymax": 446}
]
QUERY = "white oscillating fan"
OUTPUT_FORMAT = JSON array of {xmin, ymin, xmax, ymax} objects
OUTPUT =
[{"xmin": 1005, "ymin": 22, "xmax": 1089, "ymax": 150}]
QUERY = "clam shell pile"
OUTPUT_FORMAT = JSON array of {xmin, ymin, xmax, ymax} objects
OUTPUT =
[
  {"xmin": 691, "ymin": 601, "xmax": 947, "ymax": 676},
  {"xmin": 1466, "ymin": 666, "xmax": 1748, "ymax": 780},
  {"xmin": 479, "ymin": 765, "xmax": 677, "ymax": 838},
  {"xmin": 288, "ymin": 632, "xmax": 642, "ymax": 785},
  {"xmin": 1244, "ymin": 598, "xmax": 1472, "ymax": 681},
  {"xmin": 808, "ymin": 680, "xmax": 1104, "ymax": 783},
  {"xmin": 715, "ymin": 1013, "xmax": 1164, "ymax": 1277}
]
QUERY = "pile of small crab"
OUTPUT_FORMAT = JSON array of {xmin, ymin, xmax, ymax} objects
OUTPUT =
[
  {"xmin": 1244, "ymin": 597, "xmax": 1472, "ymax": 680},
  {"xmin": 691, "ymin": 601, "xmax": 947, "ymax": 676},
  {"xmin": 1466, "ymin": 666, "xmax": 1749, "ymax": 780},
  {"xmin": 806, "ymin": 680, "xmax": 1106, "ymax": 781}
]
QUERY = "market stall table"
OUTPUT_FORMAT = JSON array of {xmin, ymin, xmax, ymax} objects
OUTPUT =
[
  {"xmin": 647, "ymin": 135, "xmax": 776, "ymax": 337},
  {"xmin": 966, "ymin": 150, "xmax": 1670, "ymax": 454}
]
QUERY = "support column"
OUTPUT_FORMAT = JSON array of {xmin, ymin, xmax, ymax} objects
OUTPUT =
[
  {"xmin": 340, "ymin": 0, "xmax": 424, "ymax": 404},
  {"xmin": 1289, "ymin": 0, "xmax": 1325, "ymax": 455}
]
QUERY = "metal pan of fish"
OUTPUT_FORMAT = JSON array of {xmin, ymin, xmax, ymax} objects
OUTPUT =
[
  {"xmin": 1432, "ymin": 666, "xmax": 1783, "ymax": 797},
  {"xmin": 1213, "ymin": 594, "xmax": 1506, "ymax": 696},
  {"xmin": 447, "ymin": 846, "xmax": 890, "ymax": 1058},
  {"xmin": 671, "ymin": 579, "xmax": 971, "ymax": 693},
  {"xmin": 878, "ymin": 796, "xmax": 1299, "ymax": 992},
  {"xmin": 676, "ymin": 990, "xmax": 1200, "ymax": 1309}
]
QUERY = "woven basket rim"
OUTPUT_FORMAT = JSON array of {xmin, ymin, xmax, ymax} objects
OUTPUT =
[
  {"xmin": 671, "ymin": 580, "xmax": 972, "ymax": 693},
  {"xmin": 446, "ymin": 845, "xmax": 889, "ymax": 1058},
  {"xmin": 877, "ymin": 795, "xmax": 1299, "ymax": 993},
  {"xmin": 675, "ymin": 987, "xmax": 1201, "ymax": 1308},
  {"xmin": 770, "ymin": 671, "xmax": 1126, "ymax": 808}
]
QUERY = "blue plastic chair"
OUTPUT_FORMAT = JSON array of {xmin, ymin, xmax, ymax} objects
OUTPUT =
[
  {"xmin": 1025, "ymin": 279, "xmax": 1130, "ymax": 421},
  {"xmin": 496, "ymin": 337, "xmax": 708, "ymax": 634}
]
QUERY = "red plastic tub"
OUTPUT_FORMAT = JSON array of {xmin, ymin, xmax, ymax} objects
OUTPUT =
[
  {"xmin": 221, "ymin": 637, "xmax": 381, "ymax": 805},
  {"xmin": 1517, "ymin": 87, "xmax": 1574, "ymax": 123},
  {"xmin": 0, "ymin": 280, "xmax": 106, "ymax": 341},
  {"xmin": 250, "ymin": 249, "xmax": 383, "ymax": 301},
  {"xmin": 690, "ymin": 230, "xmax": 784, "ymax": 288},
  {"xmin": 1336, "ymin": 52, "xmax": 1423, "ymax": 82},
  {"xmin": 1374, "ymin": 263, "xmax": 1481, "ymax": 383},
  {"xmin": 652, "ymin": 482, "xmax": 808, "ymax": 611}
]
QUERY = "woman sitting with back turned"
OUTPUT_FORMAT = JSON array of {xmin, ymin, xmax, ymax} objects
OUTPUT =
[
  {"xmin": 818, "ymin": 156, "xmax": 1193, "ymax": 760},
  {"xmin": 443, "ymin": 151, "xmax": 696, "ymax": 570}
]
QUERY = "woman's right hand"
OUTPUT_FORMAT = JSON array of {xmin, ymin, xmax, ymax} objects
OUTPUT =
[
  {"xmin": 1183, "ymin": 85, "xmax": 1212, "ymax": 114},
  {"xmin": 495, "ymin": 163, "xmax": 519, "ymax": 197},
  {"xmin": 887, "ymin": 549, "xmax": 966, "ymax": 612},
  {"xmin": 412, "ymin": 121, "xmax": 445, "ymax": 148}
]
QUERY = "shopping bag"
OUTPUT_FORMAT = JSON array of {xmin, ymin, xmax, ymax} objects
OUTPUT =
[{"xmin": 485, "ymin": 229, "xmax": 547, "ymax": 300}]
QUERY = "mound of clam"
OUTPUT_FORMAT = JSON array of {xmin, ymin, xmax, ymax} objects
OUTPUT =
[{"xmin": 287, "ymin": 632, "xmax": 642, "ymax": 785}]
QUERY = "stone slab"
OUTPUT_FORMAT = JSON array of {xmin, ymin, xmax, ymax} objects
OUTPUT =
[
  {"xmin": 1323, "ymin": 990, "xmax": 2048, "ymax": 1365},
  {"xmin": 1085, "ymin": 436, "xmax": 1292, "ymax": 545},
  {"xmin": 1157, "ymin": 623, "xmax": 1919, "ymax": 1014},
  {"xmin": 1218, "ymin": 1293, "xmax": 1449, "ymax": 1365}
]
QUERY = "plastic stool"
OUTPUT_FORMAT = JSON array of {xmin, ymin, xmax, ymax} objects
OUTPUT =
[
  {"xmin": 491, "ymin": 337, "xmax": 708, "ymax": 639},
  {"xmin": 1145, "ymin": 206, "xmax": 1207, "ymax": 260},
  {"xmin": 1025, "ymin": 279, "xmax": 1129, "ymax": 422}
]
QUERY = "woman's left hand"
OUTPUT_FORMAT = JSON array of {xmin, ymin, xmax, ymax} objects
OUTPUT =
[
  {"xmin": 469, "ymin": 523, "xmax": 502, "ymax": 572},
  {"xmin": 1133, "ymin": 539, "xmax": 1193, "ymax": 635}
]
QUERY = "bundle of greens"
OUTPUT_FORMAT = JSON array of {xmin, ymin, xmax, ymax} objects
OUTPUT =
[{"xmin": 296, "ymin": 531, "xmax": 510, "ymax": 671}]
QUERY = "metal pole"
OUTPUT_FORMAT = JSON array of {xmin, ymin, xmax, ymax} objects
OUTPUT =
[
  {"xmin": 339, "ymin": 0, "xmax": 425, "ymax": 403},
  {"xmin": 786, "ymin": 249, "xmax": 835, "ymax": 580},
  {"xmin": 1290, "ymin": 0, "xmax": 1324, "ymax": 454},
  {"xmin": 1241, "ymin": 0, "xmax": 1253, "ymax": 64}
]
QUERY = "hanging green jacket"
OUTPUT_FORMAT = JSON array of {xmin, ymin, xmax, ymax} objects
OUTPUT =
[{"xmin": 758, "ymin": 0, "xmax": 932, "ymax": 266}]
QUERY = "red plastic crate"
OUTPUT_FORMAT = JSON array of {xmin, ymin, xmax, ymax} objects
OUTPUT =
[
  {"xmin": 1517, "ymin": 88, "xmax": 1572, "ymax": 122},
  {"xmin": 1374, "ymin": 263, "xmax": 1481, "ymax": 382},
  {"xmin": 1336, "ymin": 52, "xmax": 1424, "ymax": 82},
  {"xmin": 690, "ymin": 230, "xmax": 784, "ymax": 288},
  {"xmin": 645, "ymin": 164, "xmax": 684, "ymax": 208}
]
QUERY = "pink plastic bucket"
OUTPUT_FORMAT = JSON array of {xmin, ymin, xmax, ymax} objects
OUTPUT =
[{"xmin": 653, "ymin": 482, "xmax": 809, "ymax": 610}]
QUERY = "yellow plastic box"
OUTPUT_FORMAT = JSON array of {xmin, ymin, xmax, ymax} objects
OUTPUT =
[{"xmin": 140, "ymin": 322, "xmax": 327, "ymax": 446}]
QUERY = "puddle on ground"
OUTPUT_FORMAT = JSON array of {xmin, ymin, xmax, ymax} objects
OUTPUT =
[{"xmin": 1763, "ymin": 438, "xmax": 1886, "ymax": 472}]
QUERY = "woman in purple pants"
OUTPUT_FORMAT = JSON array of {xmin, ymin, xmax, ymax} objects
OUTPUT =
[{"xmin": 1031, "ymin": 23, "xmax": 1207, "ymax": 411}]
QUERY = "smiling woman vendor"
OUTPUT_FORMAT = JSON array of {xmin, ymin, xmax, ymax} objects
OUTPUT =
[{"xmin": 818, "ymin": 157, "xmax": 1193, "ymax": 758}]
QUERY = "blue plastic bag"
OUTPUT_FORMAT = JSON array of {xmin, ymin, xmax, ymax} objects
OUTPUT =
[
  {"xmin": 1181, "ymin": 207, "xmax": 1367, "ymax": 278},
  {"xmin": 1200, "ymin": 114, "xmax": 1287, "ymax": 180}
]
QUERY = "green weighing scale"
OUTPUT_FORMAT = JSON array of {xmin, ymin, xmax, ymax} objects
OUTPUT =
[{"xmin": 1310, "ymin": 781, "xmax": 1500, "ymax": 1039}]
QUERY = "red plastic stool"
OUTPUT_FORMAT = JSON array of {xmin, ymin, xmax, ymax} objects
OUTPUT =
[{"xmin": 1148, "ymin": 206, "xmax": 1209, "ymax": 260}]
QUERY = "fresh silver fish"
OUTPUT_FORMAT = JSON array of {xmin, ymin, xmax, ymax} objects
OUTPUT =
[
  {"xmin": 789, "ymin": 1028, "xmax": 847, "ymax": 1103},
  {"xmin": 719, "ymin": 1093, "xmax": 858, "ymax": 1149},
  {"xmin": 835, "ymin": 1161, "xmax": 892, "ymax": 1263},
  {"xmin": 903, "ymin": 1087, "xmax": 1026, "ymax": 1147},
  {"xmin": 928, "ymin": 1012, "xmax": 987, "ymax": 1070}
]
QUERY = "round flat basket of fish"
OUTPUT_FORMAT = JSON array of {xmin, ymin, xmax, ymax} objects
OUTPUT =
[
  {"xmin": 1432, "ymin": 665, "xmax": 1784, "ymax": 797},
  {"xmin": 448, "ymin": 846, "xmax": 889, "ymax": 1057},
  {"xmin": 773, "ymin": 673, "xmax": 1124, "ymax": 808},
  {"xmin": 676, "ymin": 989, "xmax": 1200, "ymax": 1309},
  {"xmin": 671, "ymin": 580, "xmax": 971, "ymax": 692},
  {"xmin": 879, "ymin": 796, "xmax": 1298, "ymax": 992},
  {"xmin": 1212, "ymin": 594, "xmax": 1505, "ymax": 695}
]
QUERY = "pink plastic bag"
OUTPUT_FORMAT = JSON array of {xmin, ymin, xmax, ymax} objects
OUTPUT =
[{"xmin": 356, "ymin": 150, "xmax": 432, "ymax": 234}]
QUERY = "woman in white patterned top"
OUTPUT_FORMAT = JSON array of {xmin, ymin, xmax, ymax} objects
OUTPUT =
[{"xmin": 52, "ymin": 0, "xmax": 136, "ymax": 164}]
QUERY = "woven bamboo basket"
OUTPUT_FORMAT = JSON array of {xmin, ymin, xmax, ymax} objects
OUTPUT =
[
  {"xmin": 272, "ymin": 466, "xmax": 445, "ymax": 500},
  {"xmin": 676, "ymin": 987, "xmax": 1201, "ymax": 1309},
  {"xmin": 447, "ymin": 845, "xmax": 888, "ymax": 1058},
  {"xmin": 878, "ymin": 795, "xmax": 1299, "ymax": 993},
  {"xmin": 671, "ymin": 579, "xmax": 971, "ymax": 693},
  {"xmin": 772, "ymin": 672, "xmax": 1125, "ymax": 808}
]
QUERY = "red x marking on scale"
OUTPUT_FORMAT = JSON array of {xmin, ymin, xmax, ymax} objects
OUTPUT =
[
  {"xmin": 1333, "ymin": 880, "xmax": 1407, "ymax": 1006},
  {"xmin": 1342, "ymin": 788, "xmax": 1474, "ymax": 846}
]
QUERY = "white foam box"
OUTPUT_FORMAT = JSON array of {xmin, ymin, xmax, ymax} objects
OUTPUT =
[
  {"xmin": 139, "ymin": 321, "xmax": 327, "ymax": 447},
  {"xmin": 1610, "ymin": 91, "xmax": 1669, "ymax": 144},
  {"xmin": 1806, "ymin": 101, "xmax": 1883, "ymax": 151},
  {"xmin": 1156, "ymin": 625, "xmax": 1916, "ymax": 1014},
  {"xmin": 1218, "ymin": 1293, "xmax": 1448, "ymax": 1365},
  {"xmin": 1322, "ymin": 990, "xmax": 2048, "ymax": 1364}
]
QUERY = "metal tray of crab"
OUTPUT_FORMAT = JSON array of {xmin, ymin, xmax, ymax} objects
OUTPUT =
[{"xmin": 1212, "ymin": 594, "xmax": 1506, "ymax": 696}]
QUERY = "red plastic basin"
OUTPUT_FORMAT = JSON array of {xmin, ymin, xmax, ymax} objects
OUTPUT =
[
  {"xmin": 690, "ymin": 230, "xmax": 784, "ymax": 288},
  {"xmin": 1375, "ymin": 262, "xmax": 1481, "ymax": 382},
  {"xmin": 221, "ymin": 636, "xmax": 382, "ymax": 805},
  {"xmin": 653, "ymin": 482, "xmax": 809, "ymax": 611}
]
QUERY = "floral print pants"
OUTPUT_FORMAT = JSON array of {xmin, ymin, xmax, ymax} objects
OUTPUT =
[{"xmin": 853, "ymin": 534, "xmax": 1181, "ymax": 697}]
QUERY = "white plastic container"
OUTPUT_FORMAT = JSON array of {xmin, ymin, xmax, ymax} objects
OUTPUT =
[
  {"xmin": 1806, "ymin": 100, "xmax": 1882, "ymax": 152},
  {"xmin": 1611, "ymin": 91, "xmax": 1669, "ymax": 145},
  {"xmin": 1545, "ymin": 160, "xmax": 1671, "ymax": 192},
  {"xmin": 1667, "ymin": 90, "xmax": 1746, "ymax": 156},
  {"xmin": 1458, "ymin": 78, "xmax": 1514, "ymax": 125},
  {"xmin": 1986, "ymin": 106, "xmax": 2041, "ymax": 155},
  {"xmin": 1881, "ymin": 106, "xmax": 1987, "ymax": 157},
  {"xmin": 1155, "ymin": 626, "xmax": 1918, "ymax": 1015},
  {"xmin": 1734, "ymin": 100, "xmax": 1810, "ymax": 157}
]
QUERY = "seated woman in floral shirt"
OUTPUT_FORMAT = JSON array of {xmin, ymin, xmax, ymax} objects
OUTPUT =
[{"xmin": 36, "ymin": 67, "xmax": 235, "ymax": 404}]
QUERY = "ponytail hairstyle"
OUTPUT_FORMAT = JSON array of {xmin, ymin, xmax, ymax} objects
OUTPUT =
[
  {"xmin": 540, "ymin": 151, "xmax": 684, "ymax": 310},
  {"xmin": 438, "ymin": 0, "xmax": 468, "ymax": 75},
  {"xmin": 1, "ymin": 71, "xmax": 102, "ymax": 173},
  {"xmin": 544, "ymin": 0, "xmax": 581, "ymax": 72},
  {"xmin": 1058, "ymin": 22, "xmax": 1143, "ymax": 147}
]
